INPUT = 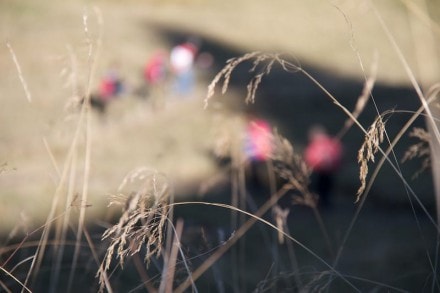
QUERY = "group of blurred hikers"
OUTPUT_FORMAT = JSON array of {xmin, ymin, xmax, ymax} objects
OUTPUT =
[
  {"xmin": 85, "ymin": 37, "xmax": 212, "ymax": 115},
  {"xmin": 85, "ymin": 37, "xmax": 343, "ymax": 208}
]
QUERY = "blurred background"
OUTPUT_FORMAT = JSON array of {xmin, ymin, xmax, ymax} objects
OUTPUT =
[{"xmin": 1, "ymin": 0, "xmax": 440, "ymax": 291}]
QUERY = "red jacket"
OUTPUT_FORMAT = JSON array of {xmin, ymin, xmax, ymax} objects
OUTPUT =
[{"xmin": 144, "ymin": 51, "xmax": 167, "ymax": 85}]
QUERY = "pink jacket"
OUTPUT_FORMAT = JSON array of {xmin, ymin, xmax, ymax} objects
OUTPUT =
[
  {"xmin": 244, "ymin": 119, "xmax": 273, "ymax": 161},
  {"xmin": 305, "ymin": 134, "xmax": 342, "ymax": 173}
]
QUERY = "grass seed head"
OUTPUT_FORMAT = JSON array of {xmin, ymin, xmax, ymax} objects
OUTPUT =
[
  {"xmin": 356, "ymin": 114, "xmax": 386, "ymax": 202},
  {"xmin": 205, "ymin": 52, "xmax": 300, "ymax": 108},
  {"xmin": 402, "ymin": 127, "xmax": 431, "ymax": 179},
  {"xmin": 97, "ymin": 168, "xmax": 171, "ymax": 292}
]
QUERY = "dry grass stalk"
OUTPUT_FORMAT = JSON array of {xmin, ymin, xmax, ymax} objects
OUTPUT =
[
  {"xmin": 338, "ymin": 54, "xmax": 378, "ymax": 139},
  {"xmin": 271, "ymin": 129, "xmax": 335, "ymax": 255},
  {"xmin": 60, "ymin": 45, "xmax": 83, "ymax": 115},
  {"xmin": 68, "ymin": 7, "xmax": 104, "ymax": 291},
  {"xmin": 97, "ymin": 168, "xmax": 171, "ymax": 292},
  {"xmin": 84, "ymin": 227, "xmax": 113, "ymax": 293},
  {"xmin": 273, "ymin": 205, "xmax": 290, "ymax": 244},
  {"xmin": 356, "ymin": 114, "xmax": 386, "ymax": 202},
  {"xmin": 269, "ymin": 131, "xmax": 336, "ymax": 254},
  {"xmin": 160, "ymin": 218, "xmax": 184, "ymax": 293},
  {"xmin": 6, "ymin": 42, "xmax": 32, "ymax": 103},
  {"xmin": 0, "ymin": 266, "xmax": 32, "ymax": 293}
]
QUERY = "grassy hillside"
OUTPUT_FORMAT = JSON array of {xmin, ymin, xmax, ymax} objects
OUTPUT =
[
  {"xmin": 0, "ymin": 1, "xmax": 439, "ymax": 292},
  {"xmin": 2, "ymin": 0, "xmax": 439, "ymax": 231}
]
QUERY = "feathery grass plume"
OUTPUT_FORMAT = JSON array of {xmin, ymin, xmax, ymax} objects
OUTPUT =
[
  {"xmin": 270, "ymin": 130, "xmax": 335, "ymax": 254},
  {"xmin": 206, "ymin": 51, "xmax": 259, "ymax": 108},
  {"xmin": 205, "ymin": 52, "xmax": 300, "ymax": 108},
  {"xmin": 402, "ymin": 127, "xmax": 431, "ymax": 179},
  {"xmin": 356, "ymin": 114, "xmax": 387, "ymax": 202},
  {"xmin": 97, "ymin": 168, "xmax": 171, "ymax": 291},
  {"xmin": 270, "ymin": 129, "xmax": 312, "ymax": 198}
]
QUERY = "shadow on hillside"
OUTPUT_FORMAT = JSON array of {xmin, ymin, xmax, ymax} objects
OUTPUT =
[
  {"xmin": 142, "ymin": 21, "xmax": 434, "ymax": 208},
  {"xmin": 1, "ymin": 19, "xmax": 437, "ymax": 293},
  {"xmin": 131, "ymin": 23, "xmax": 440, "ymax": 293}
]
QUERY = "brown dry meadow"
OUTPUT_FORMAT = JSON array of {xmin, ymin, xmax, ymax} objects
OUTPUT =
[{"xmin": 1, "ymin": 0, "xmax": 440, "ymax": 292}]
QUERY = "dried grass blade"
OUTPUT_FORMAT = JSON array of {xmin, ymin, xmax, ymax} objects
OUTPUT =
[
  {"xmin": 6, "ymin": 42, "xmax": 32, "ymax": 103},
  {"xmin": 161, "ymin": 219, "xmax": 184, "ymax": 293},
  {"xmin": 338, "ymin": 56, "xmax": 378, "ymax": 138}
]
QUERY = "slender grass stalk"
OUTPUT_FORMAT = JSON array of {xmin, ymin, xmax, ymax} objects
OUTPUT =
[
  {"xmin": 43, "ymin": 137, "xmax": 61, "ymax": 178},
  {"xmin": 2, "ymin": 218, "xmax": 75, "ymax": 293},
  {"xmin": 331, "ymin": 272, "xmax": 410, "ymax": 293},
  {"xmin": 229, "ymin": 129, "xmax": 243, "ymax": 291},
  {"xmin": 0, "ymin": 266, "xmax": 32, "ymax": 293},
  {"xmin": 6, "ymin": 42, "xmax": 32, "ymax": 103},
  {"xmin": 47, "ymin": 42, "xmax": 82, "ymax": 291},
  {"xmin": 162, "ymin": 218, "xmax": 184, "ymax": 293},
  {"xmin": 50, "ymin": 147, "xmax": 78, "ymax": 292},
  {"xmin": 238, "ymin": 161, "xmax": 247, "ymax": 292},
  {"xmin": 132, "ymin": 254, "xmax": 157, "ymax": 293},
  {"xmin": 311, "ymin": 207, "xmax": 334, "ymax": 258},
  {"xmin": 283, "ymin": 223, "xmax": 303, "ymax": 289},
  {"xmin": 83, "ymin": 227, "xmax": 113, "ymax": 293},
  {"xmin": 400, "ymin": 0, "xmax": 440, "ymax": 36},
  {"xmin": 0, "ymin": 280, "xmax": 13, "ymax": 293},
  {"xmin": 23, "ymin": 151, "xmax": 77, "ymax": 290},
  {"xmin": 68, "ymin": 7, "xmax": 103, "ymax": 292},
  {"xmin": 158, "ymin": 183, "xmax": 177, "ymax": 293}
]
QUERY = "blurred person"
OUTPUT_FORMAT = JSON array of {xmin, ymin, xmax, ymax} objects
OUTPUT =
[
  {"xmin": 304, "ymin": 125, "xmax": 343, "ymax": 208},
  {"xmin": 243, "ymin": 117, "xmax": 275, "ymax": 194},
  {"xmin": 244, "ymin": 118, "xmax": 273, "ymax": 162},
  {"xmin": 144, "ymin": 50, "xmax": 168, "ymax": 86},
  {"xmin": 144, "ymin": 50, "xmax": 169, "ymax": 110},
  {"xmin": 81, "ymin": 66, "xmax": 125, "ymax": 117},
  {"xmin": 169, "ymin": 39, "xmax": 199, "ymax": 97},
  {"xmin": 98, "ymin": 67, "xmax": 125, "ymax": 100},
  {"xmin": 195, "ymin": 51, "xmax": 214, "ymax": 70}
]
